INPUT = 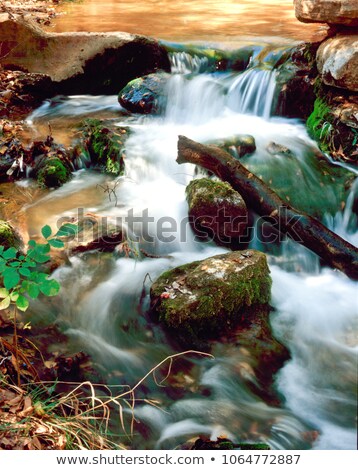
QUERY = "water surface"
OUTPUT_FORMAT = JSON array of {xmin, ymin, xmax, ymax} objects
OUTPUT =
[{"xmin": 50, "ymin": 0, "xmax": 326, "ymax": 42}]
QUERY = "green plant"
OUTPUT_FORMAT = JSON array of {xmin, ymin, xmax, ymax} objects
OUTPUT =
[
  {"xmin": 306, "ymin": 97, "xmax": 333, "ymax": 152},
  {"xmin": 0, "ymin": 223, "xmax": 78, "ymax": 386},
  {"xmin": 0, "ymin": 223, "xmax": 78, "ymax": 312}
]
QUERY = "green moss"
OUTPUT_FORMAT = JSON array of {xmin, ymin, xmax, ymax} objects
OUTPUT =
[
  {"xmin": 82, "ymin": 120, "xmax": 126, "ymax": 176},
  {"xmin": 150, "ymin": 251, "xmax": 271, "ymax": 341},
  {"xmin": 306, "ymin": 97, "xmax": 333, "ymax": 153},
  {"xmin": 186, "ymin": 178, "xmax": 239, "ymax": 210},
  {"xmin": 0, "ymin": 220, "xmax": 18, "ymax": 249},
  {"xmin": 237, "ymin": 443, "xmax": 271, "ymax": 450},
  {"xmin": 37, "ymin": 158, "xmax": 71, "ymax": 188}
]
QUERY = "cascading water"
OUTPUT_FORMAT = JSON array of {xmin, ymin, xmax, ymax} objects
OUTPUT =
[
  {"xmin": 23, "ymin": 45, "xmax": 357, "ymax": 450},
  {"xmin": 227, "ymin": 67, "xmax": 277, "ymax": 118}
]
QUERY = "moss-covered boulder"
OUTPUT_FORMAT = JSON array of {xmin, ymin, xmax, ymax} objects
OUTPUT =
[
  {"xmin": 150, "ymin": 250, "xmax": 271, "ymax": 344},
  {"xmin": 0, "ymin": 220, "xmax": 20, "ymax": 249},
  {"xmin": 186, "ymin": 178, "xmax": 248, "ymax": 248},
  {"xmin": 36, "ymin": 157, "xmax": 72, "ymax": 188},
  {"xmin": 81, "ymin": 119, "xmax": 128, "ymax": 175},
  {"xmin": 118, "ymin": 72, "xmax": 170, "ymax": 114}
]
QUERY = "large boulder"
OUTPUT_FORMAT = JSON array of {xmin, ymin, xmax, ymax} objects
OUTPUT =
[
  {"xmin": 294, "ymin": 0, "xmax": 358, "ymax": 26},
  {"xmin": 186, "ymin": 178, "xmax": 248, "ymax": 248},
  {"xmin": 118, "ymin": 72, "xmax": 170, "ymax": 114},
  {"xmin": 316, "ymin": 34, "xmax": 358, "ymax": 92},
  {"xmin": 150, "ymin": 250, "xmax": 272, "ymax": 344},
  {"xmin": 0, "ymin": 14, "xmax": 170, "ymax": 94}
]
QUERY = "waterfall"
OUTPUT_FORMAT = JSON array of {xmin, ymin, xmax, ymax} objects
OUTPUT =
[
  {"xmin": 227, "ymin": 67, "xmax": 277, "ymax": 119},
  {"xmin": 169, "ymin": 51, "xmax": 209, "ymax": 74}
]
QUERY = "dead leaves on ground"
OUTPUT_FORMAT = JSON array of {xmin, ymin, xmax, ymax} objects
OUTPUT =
[{"xmin": 0, "ymin": 385, "xmax": 67, "ymax": 450}]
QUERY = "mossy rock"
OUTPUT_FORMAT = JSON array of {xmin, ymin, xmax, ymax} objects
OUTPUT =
[
  {"xmin": 36, "ymin": 157, "xmax": 72, "ymax": 188},
  {"xmin": 0, "ymin": 220, "xmax": 20, "ymax": 249},
  {"xmin": 81, "ymin": 119, "xmax": 128, "ymax": 175},
  {"xmin": 118, "ymin": 72, "xmax": 170, "ymax": 114},
  {"xmin": 186, "ymin": 178, "xmax": 248, "ymax": 248},
  {"xmin": 150, "ymin": 250, "xmax": 271, "ymax": 345},
  {"xmin": 165, "ymin": 43, "xmax": 264, "ymax": 73},
  {"xmin": 306, "ymin": 81, "xmax": 358, "ymax": 164}
]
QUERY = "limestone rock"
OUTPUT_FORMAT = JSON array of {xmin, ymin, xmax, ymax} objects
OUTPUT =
[
  {"xmin": 294, "ymin": 0, "xmax": 358, "ymax": 26},
  {"xmin": 0, "ymin": 14, "xmax": 170, "ymax": 94},
  {"xmin": 317, "ymin": 34, "xmax": 358, "ymax": 92}
]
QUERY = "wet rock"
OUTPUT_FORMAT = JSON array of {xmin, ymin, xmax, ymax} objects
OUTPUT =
[
  {"xmin": 186, "ymin": 178, "xmax": 248, "ymax": 248},
  {"xmin": 0, "ymin": 70, "xmax": 54, "ymax": 119},
  {"xmin": 316, "ymin": 34, "xmax": 358, "ymax": 92},
  {"xmin": 68, "ymin": 213, "xmax": 124, "ymax": 254},
  {"xmin": 118, "ymin": 72, "xmax": 170, "ymax": 114},
  {"xmin": 166, "ymin": 44, "xmax": 261, "ymax": 73},
  {"xmin": 150, "ymin": 250, "xmax": 271, "ymax": 345},
  {"xmin": 189, "ymin": 438, "xmax": 270, "ymax": 450},
  {"xmin": 294, "ymin": 0, "xmax": 358, "ymax": 27},
  {"xmin": 306, "ymin": 88, "xmax": 358, "ymax": 163},
  {"xmin": 80, "ymin": 120, "xmax": 128, "ymax": 175},
  {"xmin": 35, "ymin": 156, "xmax": 72, "ymax": 188},
  {"xmin": 212, "ymin": 135, "xmax": 256, "ymax": 159},
  {"xmin": 0, "ymin": 14, "xmax": 170, "ymax": 94},
  {"xmin": 0, "ymin": 220, "xmax": 20, "ymax": 249},
  {"xmin": 266, "ymin": 142, "xmax": 295, "ymax": 157},
  {"xmin": 274, "ymin": 43, "xmax": 318, "ymax": 119}
]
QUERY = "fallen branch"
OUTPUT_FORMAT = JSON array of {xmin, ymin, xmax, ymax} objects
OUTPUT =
[{"xmin": 177, "ymin": 135, "xmax": 358, "ymax": 280}]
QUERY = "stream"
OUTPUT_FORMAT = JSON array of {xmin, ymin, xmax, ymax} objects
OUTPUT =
[{"xmin": 7, "ymin": 2, "xmax": 358, "ymax": 451}]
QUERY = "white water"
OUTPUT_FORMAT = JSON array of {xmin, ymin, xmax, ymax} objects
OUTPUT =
[{"xmin": 25, "ymin": 49, "xmax": 357, "ymax": 449}]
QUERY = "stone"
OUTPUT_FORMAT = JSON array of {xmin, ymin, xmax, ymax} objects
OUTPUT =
[
  {"xmin": 274, "ymin": 43, "xmax": 318, "ymax": 120},
  {"xmin": 36, "ymin": 156, "xmax": 72, "ymax": 188},
  {"xmin": 316, "ymin": 34, "xmax": 358, "ymax": 92},
  {"xmin": 80, "ymin": 120, "xmax": 128, "ymax": 175},
  {"xmin": 294, "ymin": 0, "xmax": 358, "ymax": 26},
  {"xmin": 306, "ymin": 93, "xmax": 358, "ymax": 163},
  {"xmin": 210, "ymin": 135, "xmax": 256, "ymax": 159},
  {"xmin": 186, "ymin": 178, "xmax": 248, "ymax": 248},
  {"xmin": 67, "ymin": 213, "xmax": 124, "ymax": 254},
  {"xmin": 150, "ymin": 250, "xmax": 271, "ymax": 344},
  {"xmin": 0, "ymin": 14, "xmax": 170, "ymax": 94},
  {"xmin": 118, "ymin": 72, "xmax": 170, "ymax": 114},
  {"xmin": 0, "ymin": 220, "xmax": 20, "ymax": 249},
  {"xmin": 266, "ymin": 142, "xmax": 295, "ymax": 158}
]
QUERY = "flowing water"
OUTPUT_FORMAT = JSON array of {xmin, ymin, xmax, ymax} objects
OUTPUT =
[{"xmin": 9, "ymin": 27, "xmax": 357, "ymax": 450}]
